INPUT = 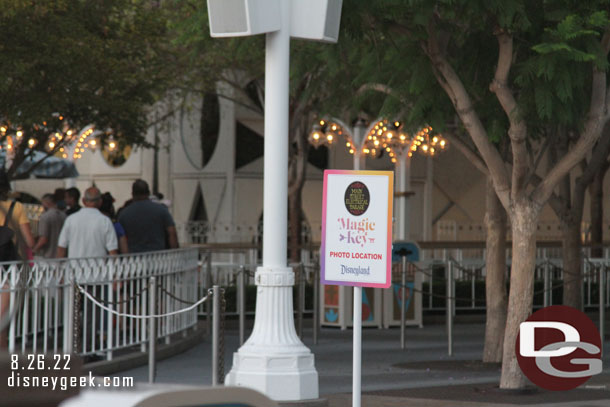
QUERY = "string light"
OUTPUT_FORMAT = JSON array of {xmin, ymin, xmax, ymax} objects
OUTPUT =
[{"xmin": 307, "ymin": 118, "xmax": 447, "ymax": 164}]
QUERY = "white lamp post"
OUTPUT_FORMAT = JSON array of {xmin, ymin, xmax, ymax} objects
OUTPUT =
[{"xmin": 206, "ymin": 0, "xmax": 343, "ymax": 401}]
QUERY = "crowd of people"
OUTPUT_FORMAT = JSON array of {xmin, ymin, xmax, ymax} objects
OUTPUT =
[
  {"xmin": 0, "ymin": 175, "xmax": 179, "ymax": 262},
  {"xmin": 0, "ymin": 176, "xmax": 180, "ymax": 348}
]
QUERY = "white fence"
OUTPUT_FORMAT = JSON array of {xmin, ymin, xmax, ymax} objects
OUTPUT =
[{"xmin": 0, "ymin": 248, "xmax": 200, "ymax": 359}]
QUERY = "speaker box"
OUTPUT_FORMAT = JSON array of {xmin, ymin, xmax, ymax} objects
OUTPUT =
[
  {"xmin": 207, "ymin": 0, "xmax": 281, "ymax": 37},
  {"xmin": 291, "ymin": 0, "xmax": 343, "ymax": 43}
]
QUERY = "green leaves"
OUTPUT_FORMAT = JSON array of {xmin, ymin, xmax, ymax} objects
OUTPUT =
[{"xmin": 0, "ymin": 0, "xmax": 172, "ymax": 146}]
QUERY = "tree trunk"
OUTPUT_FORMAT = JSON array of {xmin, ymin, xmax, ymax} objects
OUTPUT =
[
  {"xmin": 500, "ymin": 202, "xmax": 539, "ymax": 389},
  {"xmin": 561, "ymin": 219, "xmax": 582, "ymax": 309},
  {"xmin": 483, "ymin": 178, "xmax": 508, "ymax": 363},
  {"xmin": 590, "ymin": 166, "xmax": 606, "ymax": 257},
  {"xmin": 288, "ymin": 187, "xmax": 302, "ymax": 263}
]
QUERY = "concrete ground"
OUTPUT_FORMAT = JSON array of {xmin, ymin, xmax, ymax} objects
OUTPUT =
[{"xmin": 112, "ymin": 322, "xmax": 610, "ymax": 406}]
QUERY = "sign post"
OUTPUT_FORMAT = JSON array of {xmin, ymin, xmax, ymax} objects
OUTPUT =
[{"xmin": 321, "ymin": 170, "xmax": 393, "ymax": 407}]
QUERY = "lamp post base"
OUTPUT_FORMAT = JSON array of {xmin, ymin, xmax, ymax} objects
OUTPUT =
[
  {"xmin": 226, "ymin": 351, "xmax": 318, "ymax": 401},
  {"xmin": 225, "ymin": 266, "xmax": 319, "ymax": 401}
]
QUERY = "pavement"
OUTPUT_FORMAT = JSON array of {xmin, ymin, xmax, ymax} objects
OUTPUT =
[{"xmin": 111, "ymin": 321, "xmax": 610, "ymax": 406}]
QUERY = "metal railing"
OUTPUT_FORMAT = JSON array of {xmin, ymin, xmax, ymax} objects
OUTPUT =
[
  {"xmin": 0, "ymin": 248, "xmax": 201, "ymax": 359},
  {"xmin": 415, "ymin": 253, "xmax": 610, "ymax": 312}
]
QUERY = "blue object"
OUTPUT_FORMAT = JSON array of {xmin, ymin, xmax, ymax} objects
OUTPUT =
[
  {"xmin": 393, "ymin": 281, "xmax": 415, "ymax": 311},
  {"xmin": 325, "ymin": 308, "xmax": 338, "ymax": 322},
  {"xmin": 392, "ymin": 241, "xmax": 420, "ymax": 262}
]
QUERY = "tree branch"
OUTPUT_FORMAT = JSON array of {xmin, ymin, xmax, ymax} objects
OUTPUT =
[
  {"xmin": 489, "ymin": 30, "xmax": 528, "ymax": 201},
  {"xmin": 424, "ymin": 19, "xmax": 511, "ymax": 209}
]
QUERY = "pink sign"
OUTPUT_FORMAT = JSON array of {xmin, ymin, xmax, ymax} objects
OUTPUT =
[{"xmin": 320, "ymin": 170, "xmax": 393, "ymax": 288}]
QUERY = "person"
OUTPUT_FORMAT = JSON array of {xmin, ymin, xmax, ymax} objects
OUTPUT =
[
  {"xmin": 65, "ymin": 187, "xmax": 81, "ymax": 216},
  {"xmin": 118, "ymin": 179, "xmax": 178, "ymax": 253},
  {"xmin": 0, "ymin": 170, "xmax": 35, "ymax": 349},
  {"xmin": 54, "ymin": 188, "xmax": 67, "ymax": 211},
  {"xmin": 57, "ymin": 187, "xmax": 118, "ymax": 258},
  {"xmin": 32, "ymin": 193, "xmax": 66, "ymax": 258},
  {"xmin": 100, "ymin": 192, "xmax": 128, "ymax": 254}
]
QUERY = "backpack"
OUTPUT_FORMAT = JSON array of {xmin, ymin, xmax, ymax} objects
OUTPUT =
[{"xmin": 0, "ymin": 201, "xmax": 20, "ymax": 261}]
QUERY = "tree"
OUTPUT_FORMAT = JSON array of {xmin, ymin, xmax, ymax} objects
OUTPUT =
[
  {"xmin": 342, "ymin": 0, "xmax": 610, "ymax": 388},
  {"xmin": 0, "ymin": 0, "xmax": 173, "ymax": 178},
  {"xmin": 547, "ymin": 125, "xmax": 610, "ymax": 309}
]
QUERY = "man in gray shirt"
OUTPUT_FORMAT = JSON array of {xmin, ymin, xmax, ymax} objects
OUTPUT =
[
  {"xmin": 33, "ymin": 194, "xmax": 66, "ymax": 258},
  {"xmin": 118, "ymin": 179, "xmax": 178, "ymax": 253}
]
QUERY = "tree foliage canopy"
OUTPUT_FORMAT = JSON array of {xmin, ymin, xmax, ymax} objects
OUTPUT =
[{"xmin": 0, "ymin": 0, "xmax": 174, "ymax": 176}]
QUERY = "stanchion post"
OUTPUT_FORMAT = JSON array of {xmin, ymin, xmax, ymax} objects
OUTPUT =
[
  {"xmin": 212, "ymin": 285, "xmax": 220, "ymax": 386},
  {"xmin": 65, "ymin": 279, "xmax": 75, "ymax": 354},
  {"xmin": 238, "ymin": 266, "xmax": 246, "ymax": 346},
  {"xmin": 447, "ymin": 261, "xmax": 453, "ymax": 357},
  {"xmin": 400, "ymin": 257, "xmax": 406, "ymax": 349},
  {"xmin": 148, "ymin": 277, "xmax": 157, "ymax": 384},
  {"xmin": 600, "ymin": 266, "xmax": 605, "ymax": 355},
  {"xmin": 313, "ymin": 265, "xmax": 319, "ymax": 345},
  {"xmin": 543, "ymin": 259, "xmax": 549, "ymax": 307},
  {"xmin": 206, "ymin": 254, "xmax": 212, "ymax": 335}
]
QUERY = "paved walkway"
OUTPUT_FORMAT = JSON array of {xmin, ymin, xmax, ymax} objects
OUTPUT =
[{"xmin": 113, "ymin": 322, "xmax": 610, "ymax": 406}]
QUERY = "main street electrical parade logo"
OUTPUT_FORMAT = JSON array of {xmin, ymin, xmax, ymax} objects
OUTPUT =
[
  {"xmin": 516, "ymin": 305, "xmax": 602, "ymax": 391},
  {"xmin": 344, "ymin": 181, "xmax": 370, "ymax": 216}
]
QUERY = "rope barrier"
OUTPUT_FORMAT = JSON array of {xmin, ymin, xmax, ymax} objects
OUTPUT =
[{"xmin": 77, "ymin": 283, "xmax": 210, "ymax": 319}]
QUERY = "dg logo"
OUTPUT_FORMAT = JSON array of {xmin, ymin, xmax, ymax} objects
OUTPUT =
[{"xmin": 516, "ymin": 305, "xmax": 603, "ymax": 391}]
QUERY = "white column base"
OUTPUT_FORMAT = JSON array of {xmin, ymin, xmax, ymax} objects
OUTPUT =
[
  {"xmin": 225, "ymin": 352, "xmax": 318, "ymax": 401},
  {"xmin": 225, "ymin": 266, "xmax": 319, "ymax": 401}
]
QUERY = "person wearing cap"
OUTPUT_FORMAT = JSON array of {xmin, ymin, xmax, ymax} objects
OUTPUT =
[
  {"xmin": 0, "ymin": 170, "xmax": 35, "ymax": 348},
  {"xmin": 118, "ymin": 179, "xmax": 178, "ymax": 253}
]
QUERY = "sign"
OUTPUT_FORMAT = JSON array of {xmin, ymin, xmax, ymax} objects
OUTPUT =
[
  {"xmin": 391, "ymin": 241, "xmax": 420, "ymax": 262},
  {"xmin": 516, "ymin": 305, "xmax": 602, "ymax": 391},
  {"xmin": 320, "ymin": 170, "xmax": 393, "ymax": 288}
]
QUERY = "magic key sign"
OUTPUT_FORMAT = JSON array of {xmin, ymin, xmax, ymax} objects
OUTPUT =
[{"xmin": 321, "ymin": 170, "xmax": 393, "ymax": 288}]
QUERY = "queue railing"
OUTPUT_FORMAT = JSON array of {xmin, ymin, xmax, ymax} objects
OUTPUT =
[{"xmin": 0, "ymin": 248, "xmax": 201, "ymax": 360}]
